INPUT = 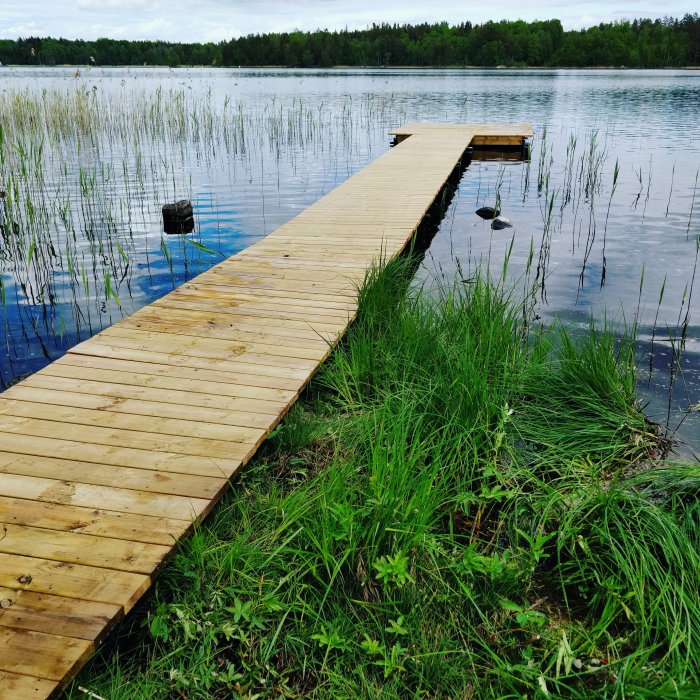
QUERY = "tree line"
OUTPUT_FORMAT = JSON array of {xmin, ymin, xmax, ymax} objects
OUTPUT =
[{"xmin": 1, "ymin": 15, "xmax": 698, "ymax": 69}]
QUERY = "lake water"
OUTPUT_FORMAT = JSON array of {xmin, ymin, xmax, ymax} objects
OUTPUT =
[{"xmin": 1, "ymin": 67, "xmax": 699, "ymax": 453}]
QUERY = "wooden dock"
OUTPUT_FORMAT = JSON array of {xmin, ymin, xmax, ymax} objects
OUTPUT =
[{"xmin": 0, "ymin": 123, "xmax": 532, "ymax": 699}]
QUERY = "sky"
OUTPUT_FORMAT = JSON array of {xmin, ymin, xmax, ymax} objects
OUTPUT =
[{"xmin": 0, "ymin": 0, "xmax": 696, "ymax": 42}]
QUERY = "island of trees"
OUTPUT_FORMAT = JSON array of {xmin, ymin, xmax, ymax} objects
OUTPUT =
[{"xmin": 1, "ymin": 15, "xmax": 698, "ymax": 68}]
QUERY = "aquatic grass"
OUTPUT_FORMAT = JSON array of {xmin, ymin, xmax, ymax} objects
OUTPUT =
[
  {"xmin": 319, "ymin": 265, "xmax": 533, "ymax": 472},
  {"xmin": 0, "ymin": 84, "xmax": 411, "ymax": 386},
  {"xmin": 514, "ymin": 321, "xmax": 659, "ymax": 470},
  {"xmin": 552, "ymin": 468, "xmax": 700, "ymax": 681}
]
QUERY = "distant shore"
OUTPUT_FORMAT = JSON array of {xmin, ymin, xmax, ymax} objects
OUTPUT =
[
  {"xmin": 2, "ymin": 64, "xmax": 699, "ymax": 70},
  {"xmin": 2, "ymin": 17, "xmax": 698, "ymax": 70}
]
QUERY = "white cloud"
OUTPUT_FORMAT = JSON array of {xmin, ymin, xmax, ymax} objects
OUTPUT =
[
  {"xmin": 0, "ymin": 0, "xmax": 697, "ymax": 41},
  {"xmin": 76, "ymin": 0, "xmax": 160, "ymax": 9}
]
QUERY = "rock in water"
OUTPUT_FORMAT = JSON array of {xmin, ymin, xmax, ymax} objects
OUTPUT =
[
  {"xmin": 476, "ymin": 206, "xmax": 500, "ymax": 219},
  {"xmin": 163, "ymin": 199, "xmax": 194, "ymax": 234},
  {"xmin": 491, "ymin": 216, "xmax": 513, "ymax": 230}
]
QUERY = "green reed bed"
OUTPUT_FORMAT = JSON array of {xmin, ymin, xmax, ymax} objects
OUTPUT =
[
  {"xmin": 68, "ymin": 257, "xmax": 698, "ymax": 700},
  {"xmin": 0, "ymin": 87, "xmax": 404, "ymax": 375}
]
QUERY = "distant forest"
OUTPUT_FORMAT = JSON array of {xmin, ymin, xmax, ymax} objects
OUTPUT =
[{"xmin": 1, "ymin": 16, "xmax": 699, "ymax": 68}]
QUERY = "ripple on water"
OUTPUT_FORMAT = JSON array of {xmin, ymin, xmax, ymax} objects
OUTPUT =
[{"xmin": 0, "ymin": 67, "xmax": 699, "ymax": 453}]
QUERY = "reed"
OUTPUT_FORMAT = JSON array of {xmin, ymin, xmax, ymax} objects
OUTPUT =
[{"xmin": 0, "ymin": 84, "xmax": 409, "ymax": 386}]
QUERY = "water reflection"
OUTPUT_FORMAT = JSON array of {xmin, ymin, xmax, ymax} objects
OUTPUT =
[
  {"xmin": 0, "ymin": 66, "xmax": 698, "ymax": 454},
  {"xmin": 415, "ymin": 120, "xmax": 700, "ymax": 453}
]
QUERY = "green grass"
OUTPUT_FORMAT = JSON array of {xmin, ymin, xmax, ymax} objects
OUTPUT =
[{"xmin": 67, "ymin": 256, "xmax": 699, "ymax": 699}]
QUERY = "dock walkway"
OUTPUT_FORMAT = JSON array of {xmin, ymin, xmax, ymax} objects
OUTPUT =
[{"xmin": 0, "ymin": 123, "xmax": 531, "ymax": 698}]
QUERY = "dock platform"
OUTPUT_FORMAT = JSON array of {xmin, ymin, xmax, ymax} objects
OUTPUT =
[{"xmin": 0, "ymin": 122, "xmax": 532, "ymax": 698}]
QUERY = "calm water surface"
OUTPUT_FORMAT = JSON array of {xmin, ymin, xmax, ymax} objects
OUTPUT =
[{"xmin": 1, "ymin": 67, "xmax": 698, "ymax": 453}]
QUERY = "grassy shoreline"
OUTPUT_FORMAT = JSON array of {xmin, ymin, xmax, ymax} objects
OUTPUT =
[{"xmin": 67, "ymin": 256, "xmax": 700, "ymax": 699}]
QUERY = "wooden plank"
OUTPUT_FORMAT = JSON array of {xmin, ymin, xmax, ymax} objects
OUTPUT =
[
  {"xmin": 22, "ymin": 374, "xmax": 288, "ymax": 422},
  {"xmin": 0, "ymin": 627, "xmax": 92, "ymax": 682},
  {"xmin": 0, "ymin": 553, "xmax": 149, "ymax": 610},
  {"xmin": 0, "ymin": 587, "xmax": 121, "ymax": 642},
  {"xmin": 0, "ymin": 524, "xmax": 171, "ymax": 575},
  {"xmin": 68, "ymin": 338, "xmax": 319, "ymax": 372},
  {"xmin": 111, "ymin": 318, "xmax": 338, "ymax": 351},
  {"xmin": 175, "ymin": 277, "xmax": 358, "ymax": 299},
  {"xmin": 0, "ymin": 432, "xmax": 242, "ymax": 479},
  {"xmin": 154, "ymin": 295, "xmax": 354, "ymax": 321},
  {"xmin": 236, "ymin": 243, "xmax": 378, "ymax": 259},
  {"xmin": 67, "ymin": 338, "xmax": 319, "ymax": 376},
  {"xmin": 2, "ymin": 384, "xmax": 276, "ymax": 430},
  {"xmin": 226, "ymin": 255, "xmax": 372, "ymax": 271},
  {"xmin": 308, "ymin": 199, "xmax": 430, "ymax": 212},
  {"xmin": 195, "ymin": 257, "xmax": 367, "ymax": 280},
  {"xmin": 130, "ymin": 300, "xmax": 344, "ymax": 331},
  {"xmin": 0, "ymin": 414, "xmax": 259, "ymax": 461},
  {"xmin": 250, "ymin": 239, "xmax": 405, "ymax": 252},
  {"xmin": 130, "ymin": 306, "xmax": 346, "ymax": 338},
  {"xmin": 178, "ymin": 278, "xmax": 360, "ymax": 303},
  {"xmin": 206, "ymin": 258, "xmax": 364, "ymax": 277},
  {"xmin": 266, "ymin": 236, "xmax": 408, "ymax": 246},
  {"xmin": 0, "ymin": 452, "xmax": 224, "ymax": 499},
  {"xmin": 267, "ymin": 231, "xmax": 410, "ymax": 242},
  {"xmin": 0, "ymin": 398, "xmax": 267, "ymax": 445},
  {"xmin": 0, "ymin": 472, "xmax": 210, "ymax": 524},
  {"xmin": 100, "ymin": 326, "xmax": 332, "ymax": 361},
  {"xmin": 38, "ymin": 363, "xmax": 295, "ymax": 405},
  {"xmin": 280, "ymin": 214, "xmax": 418, "ymax": 225},
  {"xmin": 238, "ymin": 248, "xmax": 396, "ymax": 260},
  {"xmin": 145, "ymin": 299, "xmax": 351, "ymax": 328},
  {"xmin": 174, "ymin": 283, "xmax": 357, "ymax": 308},
  {"xmin": 202, "ymin": 266, "xmax": 361, "ymax": 287},
  {"xmin": 57, "ymin": 353, "xmax": 305, "ymax": 392},
  {"xmin": 0, "ymin": 671, "xmax": 57, "ymax": 700},
  {"xmin": 119, "ymin": 317, "xmax": 341, "ymax": 349},
  {"xmin": 389, "ymin": 122, "xmax": 531, "ymax": 135},
  {"xmin": 162, "ymin": 280, "xmax": 355, "ymax": 308},
  {"xmin": 0, "ymin": 495, "xmax": 193, "ymax": 545}
]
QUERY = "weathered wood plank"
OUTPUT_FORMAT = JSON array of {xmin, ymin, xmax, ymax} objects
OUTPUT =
[
  {"xmin": 0, "ymin": 587, "xmax": 121, "ymax": 642},
  {"xmin": 0, "ymin": 671, "xmax": 57, "ymax": 700},
  {"xmin": 0, "ymin": 495, "xmax": 193, "ymax": 545},
  {"xmin": 0, "ymin": 398, "xmax": 267, "ymax": 444},
  {"xmin": 0, "ymin": 452, "xmax": 224, "ymax": 499},
  {"xmin": 0, "ymin": 553, "xmax": 149, "ymax": 610},
  {"xmin": 0, "ymin": 627, "xmax": 93, "ymax": 682},
  {"xmin": 0, "ymin": 432, "xmax": 242, "ymax": 479},
  {"xmin": 2, "ymin": 384, "xmax": 275, "ymax": 429},
  {"xmin": 0, "ymin": 525, "xmax": 171, "ymax": 575}
]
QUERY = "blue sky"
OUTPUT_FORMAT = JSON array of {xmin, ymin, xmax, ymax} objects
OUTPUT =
[{"xmin": 1, "ymin": 0, "xmax": 696, "ymax": 41}]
